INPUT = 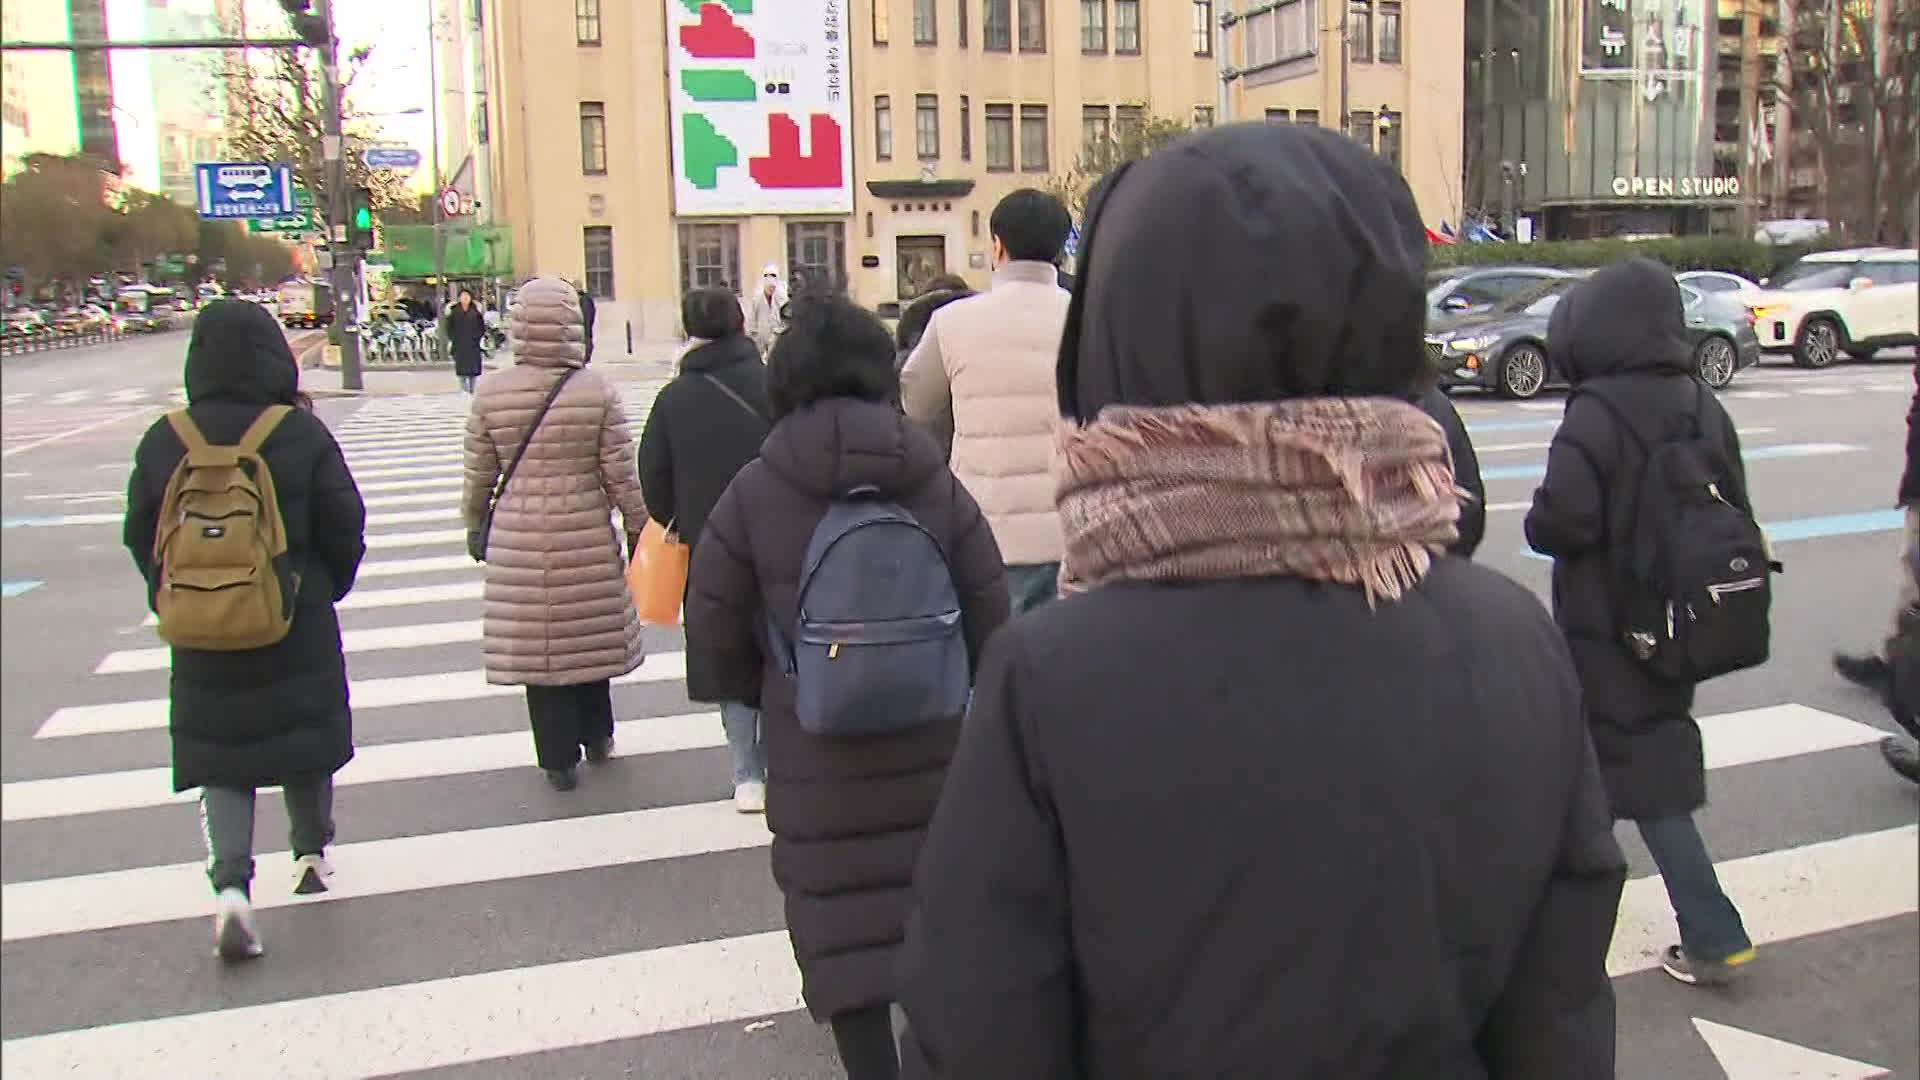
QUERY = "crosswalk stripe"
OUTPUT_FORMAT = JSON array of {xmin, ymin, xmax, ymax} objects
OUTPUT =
[
  {"xmin": 361, "ymin": 490, "xmax": 458, "ymax": 509},
  {"xmin": 355, "ymin": 474, "xmax": 463, "ymax": 493},
  {"xmin": 139, "ymin": 581, "xmax": 480, "ymax": 627},
  {"xmin": 0, "ymin": 932, "xmax": 802, "ymax": 1076},
  {"xmin": 37, "ymin": 653, "xmax": 689, "ymax": 738},
  {"xmin": 365, "ymin": 527, "xmax": 466, "ymax": 550},
  {"xmin": 2, "ymin": 711, "xmax": 722, "ymax": 821},
  {"xmin": 351, "ymin": 463, "xmax": 464, "ymax": 481},
  {"xmin": 0, "ymin": 799, "xmax": 768, "ymax": 940},
  {"xmin": 96, "ymin": 617, "xmax": 485, "ymax": 674}
]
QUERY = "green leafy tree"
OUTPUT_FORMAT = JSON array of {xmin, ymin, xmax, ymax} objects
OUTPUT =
[
  {"xmin": 1043, "ymin": 114, "xmax": 1193, "ymax": 219},
  {"xmin": 0, "ymin": 154, "xmax": 117, "ymax": 296}
]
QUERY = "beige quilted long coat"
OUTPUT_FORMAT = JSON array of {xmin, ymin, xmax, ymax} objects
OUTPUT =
[{"xmin": 462, "ymin": 278, "xmax": 648, "ymax": 686}]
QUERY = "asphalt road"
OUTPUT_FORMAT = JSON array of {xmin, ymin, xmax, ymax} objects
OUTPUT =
[{"xmin": 0, "ymin": 336, "xmax": 1914, "ymax": 1078}]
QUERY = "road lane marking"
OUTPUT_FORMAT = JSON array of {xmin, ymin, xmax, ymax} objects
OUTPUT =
[
  {"xmin": 95, "ymin": 617, "xmax": 485, "ymax": 674},
  {"xmin": 355, "ymin": 474, "xmax": 463, "ymax": 493},
  {"xmin": 365, "ymin": 527, "xmax": 467, "ymax": 550},
  {"xmin": 37, "ymin": 652, "xmax": 688, "ymax": 738},
  {"xmin": 1476, "ymin": 425, "xmax": 1773, "ymax": 455},
  {"xmin": 1483, "ymin": 442, "xmax": 1862, "ymax": 482},
  {"xmin": 0, "ymin": 407, "xmax": 156, "ymax": 460},
  {"xmin": 1, "ymin": 580, "xmax": 44, "ymax": 598},
  {"xmin": 137, "ymin": 580, "xmax": 483, "ymax": 627},
  {"xmin": 3, "ymin": 711, "xmax": 721, "ymax": 821}
]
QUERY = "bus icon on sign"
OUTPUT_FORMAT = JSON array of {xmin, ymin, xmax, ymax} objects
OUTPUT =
[
  {"xmin": 217, "ymin": 165, "xmax": 274, "ymax": 199},
  {"xmin": 194, "ymin": 162, "xmax": 295, "ymax": 220}
]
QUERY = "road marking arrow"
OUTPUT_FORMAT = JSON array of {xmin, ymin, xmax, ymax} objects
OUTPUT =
[{"xmin": 1692, "ymin": 1019, "xmax": 1891, "ymax": 1079}]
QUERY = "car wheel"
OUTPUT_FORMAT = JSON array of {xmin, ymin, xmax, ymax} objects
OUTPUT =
[
  {"xmin": 1795, "ymin": 317, "xmax": 1841, "ymax": 368},
  {"xmin": 1497, "ymin": 343, "xmax": 1548, "ymax": 399},
  {"xmin": 1694, "ymin": 335, "xmax": 1739, "ymax": 390}
]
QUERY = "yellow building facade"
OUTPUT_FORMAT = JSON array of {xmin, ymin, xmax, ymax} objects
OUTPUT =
[{"xmin": 477, "ymin": 0, "xmax": 1462, "ymax": 340}]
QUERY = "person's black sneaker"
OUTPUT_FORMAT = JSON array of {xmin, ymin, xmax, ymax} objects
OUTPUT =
[
  {"xmin": 584, "ymin": 737, "xmax": 614, "ymax": 764},
  {"xmin": 1881, "ymin": 737, "xmax": 1920, "ymax": 783},
  {"xmin": 545, "ymin": 766, "xmax": 579, "ymax": 792},
  {"xmin": 1834, "ymin": 652, "xmax": 1891, "ymax": 693},
  {"xmin": 1660, "ymin": 944, "xmax": 1755, "ymax": 987}
]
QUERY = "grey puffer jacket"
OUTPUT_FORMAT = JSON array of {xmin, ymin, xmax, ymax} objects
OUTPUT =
[{"xmin": 462, "ymin": 277, "xmax": 648, "ymax": 685}]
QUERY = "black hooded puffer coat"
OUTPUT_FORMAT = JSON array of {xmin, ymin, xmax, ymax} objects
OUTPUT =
[
  {"xmin": 123, "ymin": 301, "xmax": 367, "ymax": 792},
  {"xmin": 1524, "ymin": 257, "xmax": 1753, "ymax": 821},
  {"xmin": 897, "ymin": 124, "xmax": 1625, "ymax": 1080}
]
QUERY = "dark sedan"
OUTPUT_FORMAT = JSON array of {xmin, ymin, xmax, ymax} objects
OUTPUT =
[{"xmin": 1425, "ymin": 279, "xmax": 1760, "ymax": 398}]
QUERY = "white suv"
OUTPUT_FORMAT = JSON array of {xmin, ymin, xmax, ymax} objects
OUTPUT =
[{"xmin": 1749, "ymin": 247, "xmax": 1920, "ymax": 367}]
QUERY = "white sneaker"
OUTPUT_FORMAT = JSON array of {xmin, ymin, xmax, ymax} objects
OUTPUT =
[
  {"xmin": 734, "ymin": 780, "xmax": 766, "ymax": 814},
  {"xmin": 292, "ymin": 853, "xmax": 334, "ymax": 896},
  {"xmin": 213, "ymin": 887, "xmax": 264, "ymax": 962}
]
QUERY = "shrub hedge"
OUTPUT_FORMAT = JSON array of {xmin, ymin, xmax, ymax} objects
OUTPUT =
[{"xmin": 1427, "ymin": 235, "xmax": 1840, "ymax": 281}]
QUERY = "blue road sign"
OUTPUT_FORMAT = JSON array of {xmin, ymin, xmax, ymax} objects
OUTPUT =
[
  {"xmin": 194, "ymin": 163, "xmax": 296, "ymax": 221},
  {"xmin": 363, "ymin": 146, "xmax": 423, "ymax": 170}
]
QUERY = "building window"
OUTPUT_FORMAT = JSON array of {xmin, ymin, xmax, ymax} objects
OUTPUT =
[
  {"xmin": 1243, "ymin": 0, "xmax": 1316, "ymax": 69},
  {"xmin": 579, "ymin": 102, "xmax": 608, "ymax": 175},
  {"xmin": 960, "ymin": 95, "xmax": 972, "ymax": 159},
  {"xmin": 1347, "ymin": 0, "xmax": 1372, "ymax": 63},
  {"xmin": 1348, "ymin": 109, "xmax": 1375, "ymax": 150},
  {"xmin": 916, "ymin": 94, "xmax": 940, "ymax": 159},
  {"xmin": 1265, "ymin": 108, "xmax": 1290, "ymax": 122},
  {"xmin": 1080, "ymin": 0, "xmax": 1106, "ymax": 51},
  {"xmin": 1113, "ymin": 0, "xmax": 1140, "ymax": 52},
  {"xmin": 915, "ymin": 0, "xmax": 938, "ymax": 43},
  {"xmin": 677, "ymin": 222, "xmax": 741, "ymax": 294},
  {"xmin": 1115, "ymin": 104, "xmax": 1145, "ymax": 141},
  {"xmin": 584, "ymin": 226, "xmax": 615, "ymax": 299},
  {"xmin": 1082, "ymin": 104, "xmax": 1111, "ymax": 154},
  {"xmin": 875, "ymin": 0, "xmax": 891, "ymax": 43},
  {"xmin": 984, "ymin": 0, "xmax": 1012, "ymax": 48},
  {"xmin": 959, "ymin": 0, "xmax": 969, "ymax": 43},
  {"xmin": 875, "ymin": 96, "xmax": 893, "ymax": 160},
  {"xmin": 1193, "ymin": 104, "xmax": 1215, "ymax": 127},
  {"xmin": 1379, "ymin": 110, "xmax": 1401, "ymax": 168},
  {"xmin": 1019, "ymin": 0, "xmax": 1046, "ymax": 49},
  {"xmin": 786, "ymin": 221, "xmax": 846, "ymax": 292},
  {"xmin": 576, "ymin": 0, "xmax": 601, "ymax": 44},
  {"xmin": 985, "ymin": 104, "xmax": 1014, "ymax": 170},
  {"xmin": 1295, "ymin": 108, "xmax": 1319, "ymax": 126},
  {"xmin": 1193, "ymin": 0, "xmax": 1213, "ymax": 55},
  {"xmin": 1019, "ymin": 104, "xmax": 1049, "ymax": 171},
  {"xmin": 1378, "ymin": 0, "xmax": 1400, "ymax": 62}
]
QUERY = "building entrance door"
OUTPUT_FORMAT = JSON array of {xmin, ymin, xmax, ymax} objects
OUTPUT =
[{"xmin": 895, "ymin": 235, "xmax": 947, "ymax": 300}]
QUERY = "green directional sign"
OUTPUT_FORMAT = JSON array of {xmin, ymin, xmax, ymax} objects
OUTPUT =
[
  {"xmin": 248, "ymin": 210, "xmax": 316, "ymax": 234},
  {"xmin": 293, "ymin": 187, "xmax": 314, "ymax": 209}
]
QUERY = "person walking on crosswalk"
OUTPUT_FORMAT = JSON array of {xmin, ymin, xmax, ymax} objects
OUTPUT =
[
  {"xmin": 684, "ymin": 292, "xmax": 1009, "ymax": 1080},
  {"xmin": 463, "ymin": 277, "xmax": 651, "ymax": 792},
  {"xmin": 638, "ymin": 287, "xmax": 773, "ymax": 812},
  {"xmin": 896, "ymin": 125, "xmax": 1624, "ymax": 1078},
  {"xmin": 1526, "ymin": 258, "xmax": 1761, "ymax": 988},
  {"xmin": 1834, "ymin": 360, "xmax": 1920, "ymax": 700},
  {"xmin": 122, "ymin": 300, "xmax": 367, "ymax": 962}
]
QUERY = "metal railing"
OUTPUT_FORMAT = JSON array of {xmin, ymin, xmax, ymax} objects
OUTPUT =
[{"xmin": 0, "ymin": 325, "xmax": 180, "ymax": 357}]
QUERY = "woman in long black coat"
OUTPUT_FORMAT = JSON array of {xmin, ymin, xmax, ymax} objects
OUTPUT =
[
  {"xmin": 444, "ymin": 288, "xmax": 487, "ymax": 392},
  {"xmin": 123, "ymin": 301, "xmax": 366, "ymax": 962},
  {"xmin": 1526, "ymin": 256, "xmax": 1757, "ymax": 986},
  {"xmin": 683, "ymin": 293, "xmax": 1008, "ymax": 1080}
]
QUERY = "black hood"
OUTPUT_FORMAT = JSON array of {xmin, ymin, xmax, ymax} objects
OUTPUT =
[
  {"xmin": 760, "ymin": 397, "xmax": 945, "ymax": 500},
  {"xmin": 681, "ymin": 333, "xmax": 761, "ymax": 374},
  {"xmin": 184, "ymin": 300, "xmax": 300, "ymax": 406},
  {"xmin": 1547, "ymin": 256, "xmax": 1691, "ymax": 384},
  {"xmin": 1057, "ymin": 123, "xmax": 1429, "ymax": 422}
]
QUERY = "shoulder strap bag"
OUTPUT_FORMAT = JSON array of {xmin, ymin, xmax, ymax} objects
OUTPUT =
[
  {"xmin": 470, "ymin": 369, "xmax": 577, "ymax": 562},
  {"xmin": 701, "ymin": 372, "xmax": 768, "ymax": 426}
]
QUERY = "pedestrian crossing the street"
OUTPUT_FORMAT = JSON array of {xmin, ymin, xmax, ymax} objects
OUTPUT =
[{"xmin": 1, "ymin": 390, "xmax": 1915, "ymax": 1077}]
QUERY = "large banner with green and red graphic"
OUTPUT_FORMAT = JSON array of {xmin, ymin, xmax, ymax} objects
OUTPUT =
[{"xmin": 666, "ymin": 0, "xmax": 854, "ymax": 216}]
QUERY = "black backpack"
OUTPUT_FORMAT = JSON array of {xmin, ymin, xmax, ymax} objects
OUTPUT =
[{"xmin": 1580, "ymin": 382, "xmax": 1778, "ymax": 684}]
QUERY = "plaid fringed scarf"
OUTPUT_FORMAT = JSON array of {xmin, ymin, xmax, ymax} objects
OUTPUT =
[{"xmin": 1055, "ymin": 398, "xmax": 1462, "ymax": 605}]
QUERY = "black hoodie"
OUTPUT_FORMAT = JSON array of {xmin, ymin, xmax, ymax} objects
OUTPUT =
[
  {"xmin": 122, "ymin": 301, "xmax": 367, "ymax": 792},
  {"xmin": 1525, "ymin": 257, "xmax": 1752, "ymax": 821},
  {"xmin": 899, "ymin": 124, "xmax": 1623, "ymax": 1080}
]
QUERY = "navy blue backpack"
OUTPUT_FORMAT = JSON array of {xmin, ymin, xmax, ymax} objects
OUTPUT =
[{"xmin": 767, "ymin": 486, "xmax": 970, "ymax": 737}]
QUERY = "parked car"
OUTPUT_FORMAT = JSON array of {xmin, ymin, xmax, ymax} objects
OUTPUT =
[
  {"xmin": 1748, "ymin": 247, "xmax": 1920, "ymax": 367},
  {"xmin": 1425, "ymin": 276, "xmax": 1759, "ymax": 398},
  {"xmin": 1677, "ymin": 269, "xmax": 1763, "ymax": 298},
  {"xmin": 1425, "ymin": 265, "xmax": 1579, "ymax": 324},
  {"xmin": 3, "ymin": 308, "xmax": 47, "ymax": 339}
]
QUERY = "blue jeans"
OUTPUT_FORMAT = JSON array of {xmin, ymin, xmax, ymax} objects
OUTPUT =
[
  {"xmin": 1638, "ymin": 814, "xmax": 1752, "ymax": 963},
  {"xmin": 721, "ymin": 702, "xmax": 765, "ymax": 785},
  {"xmin": 1005, "ymin": 562, "xmax": 1060, "ymax": 615}
]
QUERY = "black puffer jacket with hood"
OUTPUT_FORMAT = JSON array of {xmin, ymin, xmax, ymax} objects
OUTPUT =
[
  {"xmin": 124, "ymin": 301, "xmax": 367, "ymax": 792},
  {"xmin": 1525, "ymin": 257, "xmax": 1752, "ymax": 821},
  {"xmin": 897, "ymin": 123, "xmax": 1624, "ymax": 1080}
]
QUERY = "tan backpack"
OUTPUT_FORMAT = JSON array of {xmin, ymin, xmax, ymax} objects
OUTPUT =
[{"xmin": 151, "ymin": 406, "xmax": 301, "ymax": 650}]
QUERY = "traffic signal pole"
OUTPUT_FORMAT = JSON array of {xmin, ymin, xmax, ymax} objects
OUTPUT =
[{"xmin": 314, "ymin": 0, "xmax": 362, "ymax": 391}]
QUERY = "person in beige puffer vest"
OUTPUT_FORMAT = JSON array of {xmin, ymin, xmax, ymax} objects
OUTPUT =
[{"xmin": 462, "ymin": 276, "xmax": 650, "ymax": 791}]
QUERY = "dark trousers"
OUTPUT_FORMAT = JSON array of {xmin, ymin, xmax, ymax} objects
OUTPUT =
[
  {"xmin": 1638, "ymin": 814, "xmax": 1752, "ymax": 963},
  {"xmin": 524, "ymin": 680, "xmax": 615, "ymax": 770},
  {"xmin": 200, "ymin": 775, "xmax": 335, "ymax": 896},
  {"xmin": 829, "ymin": 1004, "xmax": 899, "ymax": 1080}
]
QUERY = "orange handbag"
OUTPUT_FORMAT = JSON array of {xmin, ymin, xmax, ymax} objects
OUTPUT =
[{"xmin": 628, "ymin": 519, "xmax": 689, "ymax": 626}]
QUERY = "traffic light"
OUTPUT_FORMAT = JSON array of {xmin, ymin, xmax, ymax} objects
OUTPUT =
[{"xmin": 347, "ymin": 187, "xmax": 375, "ymax": 251}]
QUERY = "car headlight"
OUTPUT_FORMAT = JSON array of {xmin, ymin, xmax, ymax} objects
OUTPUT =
[{"xmin": 1445, "ymin": 333, "xmax": 1502, "ymax": 353}]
